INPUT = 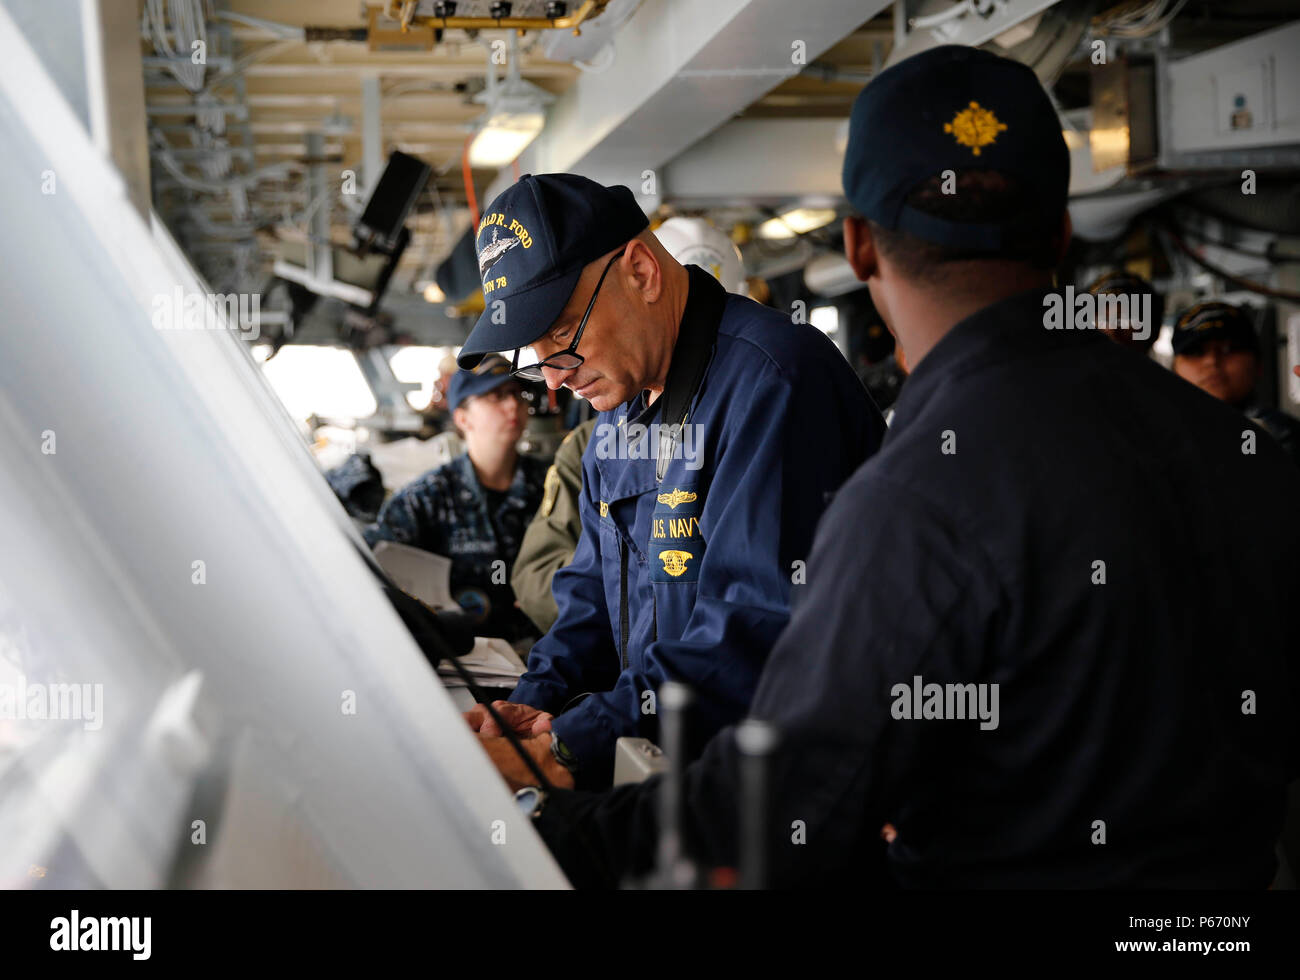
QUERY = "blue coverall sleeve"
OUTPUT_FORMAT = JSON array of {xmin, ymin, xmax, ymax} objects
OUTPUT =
[
  {"xmin": 510, "ymin": 437, "xmax": 620, "ymax": 714},
  {"xmin": 551, "ymin": 360, "xmax": 875, "ymax": 786}
]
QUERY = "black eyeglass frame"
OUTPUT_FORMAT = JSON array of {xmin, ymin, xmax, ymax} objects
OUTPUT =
[{"xmin": 510, "ymin": 251, "xmax": 622, "ymax": 382}]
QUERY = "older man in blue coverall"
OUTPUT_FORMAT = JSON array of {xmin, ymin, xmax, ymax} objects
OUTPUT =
[{"xmin": 461, "ymin": 173, "xmax": 885, "ymax": 789}]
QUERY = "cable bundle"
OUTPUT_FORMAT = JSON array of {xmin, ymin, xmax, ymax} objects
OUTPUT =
[
  {"xmin": 1094, "ymin": 0, "xmax": 1189, "ymax": 38},
  {"xmin": 142, "ymin": 0, "xmax": 210, "ymax": 91}
]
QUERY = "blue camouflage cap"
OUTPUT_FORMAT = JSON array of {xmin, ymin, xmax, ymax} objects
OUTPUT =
[
  {"xmin": 457, "ymin": 173, "xmax": 649, "ymax": 369},
  {"xmin": 447, "ymin": 354, "xmax": 516, "ymax": 412},
  {"xmin": 842, "ymin": 44, "xmax": 1070, "ymax": 252}
]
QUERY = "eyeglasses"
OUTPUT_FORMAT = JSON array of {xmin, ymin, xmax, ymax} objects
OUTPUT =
[{"xmin": 511, "ymin": 251, "xmax": 621, "ymax": 382}]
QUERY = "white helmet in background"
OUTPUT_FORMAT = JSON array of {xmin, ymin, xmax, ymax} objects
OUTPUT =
[{"xmin": 654, "ymin": 217, "xmax": 746, "ymax": 294}]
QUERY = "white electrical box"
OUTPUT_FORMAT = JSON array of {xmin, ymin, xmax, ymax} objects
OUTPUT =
[{"xmin": 1167, "ymin": 20, "xmax": 1300, "ymax": 154}]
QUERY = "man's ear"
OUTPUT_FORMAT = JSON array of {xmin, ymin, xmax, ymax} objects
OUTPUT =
[
  {"xmin": 623, "ymin": 238, "xmax": 663, "ymax": 304},
  {"xmin": 452, "ymin": 404, "xmax": 470, "ymax": 434},
  {"xmin": 843, "ymin": 216, "xmax": 878, "ymax": 283}
]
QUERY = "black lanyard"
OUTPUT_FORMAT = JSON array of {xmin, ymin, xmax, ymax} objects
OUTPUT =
[
  {"xmin": 652, "ymin": 266, "xmax": 726, "ymax": 480},
  {"xmin": 619, "ymin": 265, "xmax": 727, "ymax": 666}
]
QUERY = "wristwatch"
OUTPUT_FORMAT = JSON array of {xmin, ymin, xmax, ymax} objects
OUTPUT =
[
  {"xmin": 550, "ymin": 733, "xmax": 579, "ymax": 773},
  {"xmin": 514, "ymin": 785, "xmax": 547, "ymax": 819}
]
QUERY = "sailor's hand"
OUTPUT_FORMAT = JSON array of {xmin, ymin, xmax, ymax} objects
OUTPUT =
[
  {"xmin": 464, "ymin": 700, "xmax": 554, "ymax": 736},
  {"xmin": 477, "ymin": 733, "xmax": 575, "ymax": 792}
]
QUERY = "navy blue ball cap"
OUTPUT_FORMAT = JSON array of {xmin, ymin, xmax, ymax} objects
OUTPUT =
[
  {"xmin": 447, "ymin": 354, "xmax": 516, "ymax": 412},
  {"xmin": 457, "ymin": 173, "xmax": 649, "ymax": 369},
  {"xmin": 842, "ymin": 44, "xmax": 1069, "ymax": 252},
  {"xmin": 1171, "ymin": 301, "xmax": 1257, "ymax": 356}
]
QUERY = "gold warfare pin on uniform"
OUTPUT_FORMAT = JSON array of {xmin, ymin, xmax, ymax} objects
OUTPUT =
[
  {"xmin": 656, "ymin": 488, "xmax": 697, "ymax": 510},
  {"xmin": 659, "ymin": 549, "xmax": 694, "ymax": 577},
  {"xmin": 944, "ymin": 101, "xmax": 1007, "ymax": 156},
  {"xmin": 539, "ymin": 466, "xmax": 560, "ymax": 517}
]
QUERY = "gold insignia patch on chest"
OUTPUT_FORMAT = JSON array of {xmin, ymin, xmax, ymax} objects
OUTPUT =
[
  {"xmin": 658, "ymin": 549, "xmax": 693, "ymax": 577},
  {"xmin": 656, "ymin": 488, "xmax": 698, "ymax": 509},
  {"xmin": 944, "ymin": 101, "xmax": 1007, "ymax": 156},
  {"xmin": 599, "ymin": 500, "xmax": 609, "ymax": 517}
]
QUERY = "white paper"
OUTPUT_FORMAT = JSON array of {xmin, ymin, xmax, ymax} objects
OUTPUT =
[
  {"xmin": 438, "ymin": 637, "xmax": 528, "ymax": 687},
  {"xmin": 372, "ymin": 540, "xmax": 454, "ymax": 610}
]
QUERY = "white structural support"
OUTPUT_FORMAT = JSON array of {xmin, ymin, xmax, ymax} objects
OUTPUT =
[
  {"xmin": 662, "ymin": 118, "xmax": 847, "ymax": 206},
  {"xmin": 361, "ymin": 75, "xmax": 384, "ymax": 201},
  {"xmin": 485, "ymin": 0, "xmax": 894, "ymax": 210}
]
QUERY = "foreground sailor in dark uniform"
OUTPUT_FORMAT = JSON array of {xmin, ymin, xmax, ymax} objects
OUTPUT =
[
  {"xmin": 460, "ymin": 173, "xmax": 884, "ymax": 790},
  {"xmin": 527, "ymin": 46, "xmax": 1300, "ymax": 888}
]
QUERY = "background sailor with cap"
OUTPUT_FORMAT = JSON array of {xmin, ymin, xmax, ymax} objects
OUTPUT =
[
  {"xmin": 525, "ymin": 45, "xmax": 1300, "ymax": 889},
  {"xmin": 1083, "ymin": 270, "xmax": 1165, "ymax": 355},
  {"xmin": 1171, "ymin": 300, "xmax": 1300, "ymax": 467},
  {"xmin": 364, "ymin": 356, "xmax": 547, "ymax": 642},
  {"xmin": 459, "ymin": 173, "xmax": 885, "ymax": 790}
]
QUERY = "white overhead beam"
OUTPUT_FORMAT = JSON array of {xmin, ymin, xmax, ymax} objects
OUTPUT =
[
  {"xmin": 486, "ymin": 0, "xmax": 892, "ymax": 208},
  {"xmin": 662, "ymin": 118, "xmax": 846, "ymax": 207}
]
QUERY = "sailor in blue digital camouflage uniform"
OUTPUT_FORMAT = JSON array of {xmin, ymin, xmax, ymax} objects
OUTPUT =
[
  {"xmin": 460, "ymin": 173, "xmax": 885, "ymax": 790},
  {"xmin": 364, "ymin": 355, "xmax": 547, "ymax": 641},
  {"xmin": 521, "ymin": 46, "xmax": 1300, "ymax": 888}
]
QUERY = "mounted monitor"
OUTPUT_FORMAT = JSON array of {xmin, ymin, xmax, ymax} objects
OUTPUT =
[{"xmin": 353, "ymin": 150, "xmax": 430, "ymax": 257}]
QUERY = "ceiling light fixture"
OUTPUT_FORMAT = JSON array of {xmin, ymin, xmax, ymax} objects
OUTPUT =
[
  {"xmin": 468, "ymin": 32, "xmax": 554, "ymax": 168},
  {"xmin": 756, "ymin": 206, "xmax": 838, "ymax": 240}
]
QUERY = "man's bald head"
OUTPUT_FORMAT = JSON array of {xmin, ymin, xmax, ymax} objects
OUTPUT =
[{"xmin": 526, "ymin": 232, "xmax": 691, "ymax": 411}]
